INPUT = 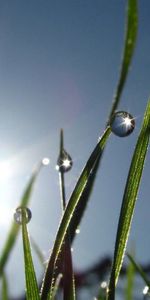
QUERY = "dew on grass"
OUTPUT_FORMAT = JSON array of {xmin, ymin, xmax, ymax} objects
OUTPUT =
[
  {"xmin": 110, "ymin": 111, "xmax": 135, "ymax": 137},
  {"xmin": 42, "ymin": 157, "xmax": 50, "ymax": 166},
  {"xmin": 143, "ymin": 286, "xmax": 150, "ymax": 298},
  {"xmin": 100, "ymin": 281, "xmax": 107, "ymax": 289},
  {"xmin": 56, "ymin": 149, "xmax": 73, "ymax": 172},
  {"xmin": 75, "ymin": 227, "xmax": 80, "ymax": 234},
  {"xmin": 14, "ymin": 207, "xmax": 32, "ymax": 225},
  {"xmin": 98, "ymin": 281, "xmax": 108, "ymax": 298}
]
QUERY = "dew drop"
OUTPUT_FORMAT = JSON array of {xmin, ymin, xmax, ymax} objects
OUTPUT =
[
  {"xmin": 75, "ymin": 227, "xmax": 80, "ymax": 234},
  {"xmin": 56, "ymin": 149, "xmax": 73, "ymax": 172},
  {"xmin": 42, "ymin": 157, "xmax": 50, "ymax": 166},
  {"xmin": 98, "ymin": 281, "xmax": 108, "ymax": 298},
  {"xmin": 14, "ymin": 206, "xmax": 32, "ymax": 225},
  {"xmin": 100, "ymin": 281, "xmax": 107, "ymax": 289},
  {"xmin": 110, "ymin": 111, "xmax": 135, "ymax": 137},
  {"xmin": 143, "ymin": 286, "xmax": 150, "ymax": 298}
]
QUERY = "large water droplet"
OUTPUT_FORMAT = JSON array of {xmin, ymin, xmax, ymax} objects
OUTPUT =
[
  {"xmin": 56, "ymin": 149, "xmax": 73, "ymax": 172},
  {"xmin": 110, "ymin": 111, "xmax": 135, "ymax": 137},
  {"xmin": 14, "ymin": 207, "xmax": 32, "ymax": 225}
]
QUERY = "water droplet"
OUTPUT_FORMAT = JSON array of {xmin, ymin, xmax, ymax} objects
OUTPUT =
[
  {"xmin": 42, "ymin": 157, "xmax": 50, "ymax": 166},
  {"xmin": 100, "ymin": 281, "xmax": 107, "ymax": 289},
  {"xmin": 75, "ymin": 227, "xmax": 80, "ymax": 234},
  {"xmin": 98, "ymin": 281, "xmax": 108, "ymax": 298},
  {"xmin": 110, "ymin": 111, "xmax": 135, "ymax": 137},
  {"xmin": 56, "ymin": 149, "xmax": 73, "ymax": 172},
  {"xmin": 14, "ymin": 207, "xmax": 32, "ymax": 225},
  {"xmin": 143, "ymin": 286, "xmax": 150, "ymax": 298}
]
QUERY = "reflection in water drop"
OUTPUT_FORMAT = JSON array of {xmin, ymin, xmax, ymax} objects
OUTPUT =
[
  {"xmin": 42, "ymin": 157, "xmax": 50, "ymax": 166},
  {"xmin": 56, "ymin": 149, "xmax": 73, "ymax": 172},
  {"xmin": 110, "ymin": 111, "xmax": 135, "ymax": 137},
  {"xmin": 14, "ymin": 207, "xmax": 32, "ymax": 225}
]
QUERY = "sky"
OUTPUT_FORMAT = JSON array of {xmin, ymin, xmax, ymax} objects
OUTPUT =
[{"xmin": 0, "ymin": 0, "xmax": 150, "ymax": 299}]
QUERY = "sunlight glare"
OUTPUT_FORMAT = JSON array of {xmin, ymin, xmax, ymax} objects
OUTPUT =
[
  {"xmin": 0, "ymin": 205, "xmax": 13, "ymax": 226},
  {"xmin": 123, "ymin": 117, "xmax": 132, "ymax": 127},
  {"xmin": 63, "ymin": 158, "xmax": 71, "ymax": 168},
  {"xmin": 0, "ymin": 160, "xmax": 13, "ymax": 181}
]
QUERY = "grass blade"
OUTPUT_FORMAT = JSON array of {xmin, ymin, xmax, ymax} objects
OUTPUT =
[
  {"xmin": 0, "ymin": 162, "xmax": 43, "ymax": 276},
  {"xmin": 40, "ymin": 126, "xmax": 111, "ymax": 300},
  {"xmin": 21, "ymin": 209, "xmax": 40, "ymax": 300},
  {"xmin": 107, "ymin": 100, "xmax": 150, "ymax": 300},
  {"xmin": 50, "ymin": 273, "xmax": 63, "ymax": 300},
  {"xmin": 127, "ymin": 253, "xmax": 150, "ymax": 288},
  {"xmin": 70, "ymin": 0, "xmax": 138, "ymax": 245},
  {"xmin": 31, "ymin": 236, "xmax": 45, "ymax": 266},
  {"xmin": 58, "ymin": 129, "xmax": 75, "ymax": 300},
  {"xmin": 1, "ymin": 273, "xmax": 9, "ymax": 300},
  {"xmin": 107, "ymin": 0, "xmax": 138, "ymax": 122},
  {"xmin": 125, "ymin": 251, "xmax": 135, "ymax": 300}
]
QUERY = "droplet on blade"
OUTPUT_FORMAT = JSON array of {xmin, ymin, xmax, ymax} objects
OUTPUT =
[
  {"xmin": 143, "ymin": 286, "xmax": 150, "ymax": 298},
  {"xmin": 42, "ymin": 157, "xmax": 50, "ymax": 166},
  {"xmin": 100, "ymin": 281, "xmax": 107, "ymax": 289},
  {"xmin": 75, "ymin": 227, "xmax": 80, "ymax": 234},
  {"xmin": 99, "ymin": 281, "xmax": 108, "ymax": 298},
  {"xmin": 14, "ymin": 207, "xmax": 32, "ymax": 225},
  {"xmin": 110, "ymin": 111, "xmax": 135, "ymax": 137},
  {"xmin": 56, "ymin": 149, "xmax": 73, "ymax": 172}
]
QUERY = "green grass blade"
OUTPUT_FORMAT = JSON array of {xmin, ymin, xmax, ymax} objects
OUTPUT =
[
  {"xmin": 40, "ymin": 127, "xmax": 111, "ymax": 300},
  {"xmin": 107, "ymin": 100, "xmax": 150, "ymax": 300},
  {"xmin": 125, "ymin": 251, "xmax": 135, "ymax": 300},
  {"xmin": 1, "ymin": 273, "xmax": 9, "ymax": 300},
  {"xmin": 21, "ymin": 213, "xmax": 40, "ymax": 300},
  {"xmin": 127, "ymin": 253, "xmax": 150, "ymax": 288},
  {"xmin": 107, "ymin": 0, "xmax": 138, "ymax": 122},
  {"xmin": 31, "ymin": 236, "xmax": 45, "ymax": 266},
  {"xmin": 70, "ymin": 0, "xmax": 138, "ymax": 245},
  {"xmin": 50, "ymin": 273, "xmax": 63, "ymax": 300},
  {"xmin": 0, "ymin": 162, "xmax": 43, "ymax": 276},
  {"xmin": 58, "ymin": 129, "xmax": 76, "ymax": 300}
]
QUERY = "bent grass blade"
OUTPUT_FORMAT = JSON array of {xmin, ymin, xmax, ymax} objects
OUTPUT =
[
  {"xmin": 107, "ymin": 0, "xmax": 138, "ymax": 123},
  {"xmin": 0, "ymin": 162, "xmax": 43, "ymax": 276},
  {"xmin": 107, "ymin": 100, "xmax": 150, "ymax": 300},
  {"xmin": 40, "ymin": 127, "xmax": 111, "ymax": 300},
  {"xmin": 70, "ymin": 0, "xmax": 138, "ymax": 246}
]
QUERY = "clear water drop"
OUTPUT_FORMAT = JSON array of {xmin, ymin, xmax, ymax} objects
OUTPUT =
[
  {"xmin": 110, "ymin": 111, "xmax": 135, "ymax": 137},
  {"xmin": 14, "ymin": 206, "xmax": 32, "ymax": 225},
  {"xmin": 56, "ymin": 149, "xmax": 73, "ymax": 172}
]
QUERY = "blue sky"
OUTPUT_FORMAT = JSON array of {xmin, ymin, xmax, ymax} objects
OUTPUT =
[{"xmin": 0, "ymin": 0, "xmax": 150, "ymax": 299}]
